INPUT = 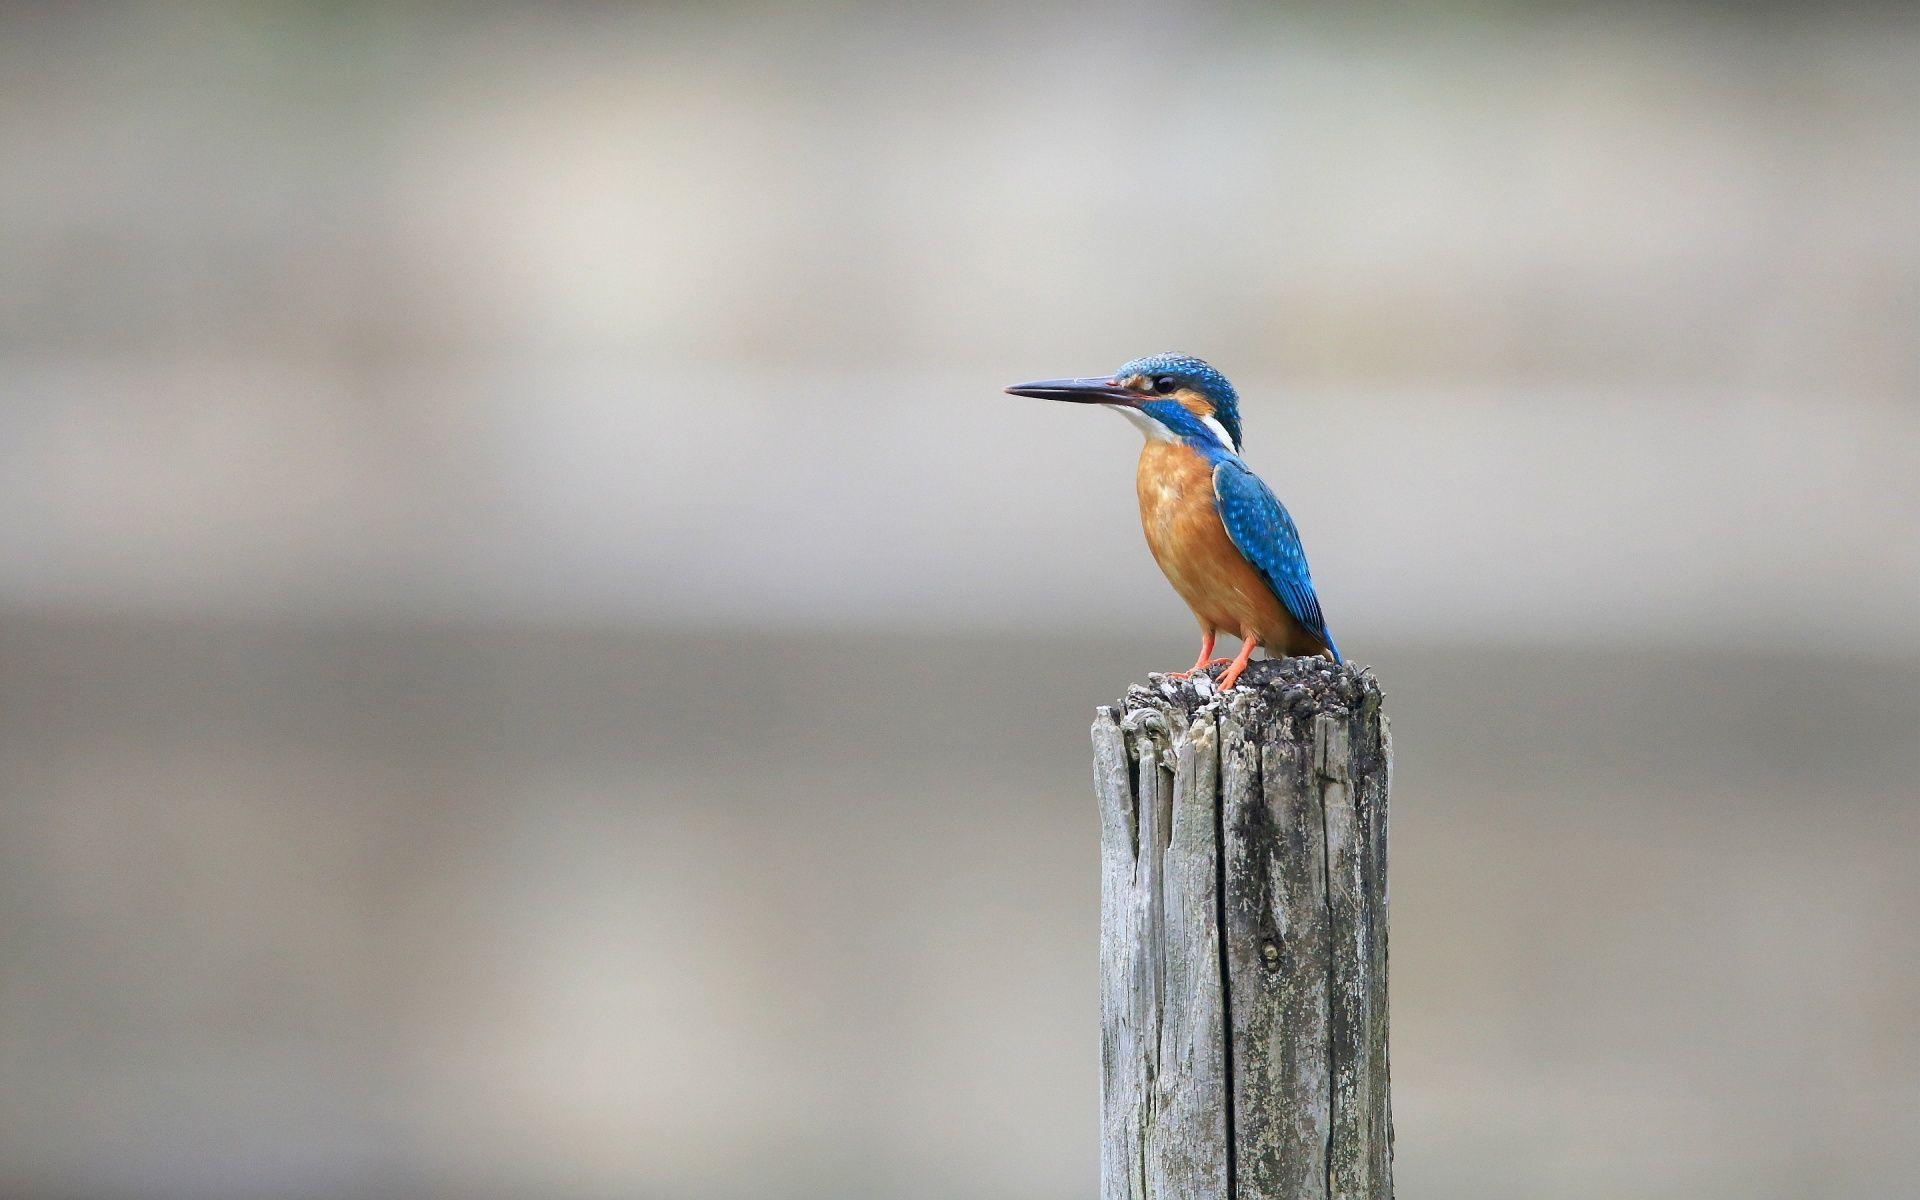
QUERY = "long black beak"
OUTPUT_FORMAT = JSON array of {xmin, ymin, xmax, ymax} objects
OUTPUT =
[{"xmin": 1003, "ymin": 376, "xmax": 1141, "ymax": 405}]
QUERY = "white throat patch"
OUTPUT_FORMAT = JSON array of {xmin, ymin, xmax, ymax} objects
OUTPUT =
[{"xmin": 1109, "ymin": 404, "xmax": 1176, "ymax": 441}]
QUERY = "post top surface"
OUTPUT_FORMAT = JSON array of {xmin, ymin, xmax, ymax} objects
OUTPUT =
[{"xmin": 1106, "ymin": 656, "xmax": 1383, "ymax": 729}]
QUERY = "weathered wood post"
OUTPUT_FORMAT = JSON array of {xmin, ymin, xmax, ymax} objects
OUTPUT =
[{"xmin": 1093, "ymin": 658, "xmax": 1391, "ymax": 1200}]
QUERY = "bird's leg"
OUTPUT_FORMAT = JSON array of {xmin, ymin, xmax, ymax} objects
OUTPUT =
[
  {"xmin": 1193, "ymin": 629, "xmax": 1214, "ymax": 670},
  {"xmin": 1217, "ymin": 636, "xmax": 1260, "ymax": 691},
  {"xmin": 1167, "ymin": 629, "xmax": 1233, "ymax": 679}
]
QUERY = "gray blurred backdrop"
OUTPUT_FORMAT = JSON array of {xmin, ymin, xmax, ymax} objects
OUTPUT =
[{"xmin": 2, "ymin": 3, "xmax": 1916, "ymax": 1199}]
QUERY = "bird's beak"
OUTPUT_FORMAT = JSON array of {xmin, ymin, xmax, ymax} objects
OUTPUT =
[{"xmin": 1003, "ymin": 376, "xmax": 1142, "ymax": 406}]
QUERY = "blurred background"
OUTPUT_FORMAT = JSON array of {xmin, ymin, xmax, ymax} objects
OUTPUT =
[{"xmin": 1, "ymin": 2, "xmax": 1915, "ymax": 1197}]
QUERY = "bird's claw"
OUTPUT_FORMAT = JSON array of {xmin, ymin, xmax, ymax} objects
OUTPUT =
[{"xmin": 1167, "ymin": 657, "xmax": 1235, "ymax": 680}]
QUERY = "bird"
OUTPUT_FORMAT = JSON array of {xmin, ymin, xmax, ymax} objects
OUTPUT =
[{"xmin": 1005, "ymin": 353, "xmax": 1340, "ymax": 691}]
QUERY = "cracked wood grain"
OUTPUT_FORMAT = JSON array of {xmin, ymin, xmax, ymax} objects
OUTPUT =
[
  {"xmin": 1094, "ymin": 702, "xmax": 1229, "ymax": 1200},
  {"xmin": 1095, "ymin": 660, "xmax": 1391, "ymax": 1199}
]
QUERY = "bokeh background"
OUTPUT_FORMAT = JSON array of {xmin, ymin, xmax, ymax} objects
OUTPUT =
[{"xmin": 2, "ymin": 3, "xmax": 1916, "ymax": 1198}]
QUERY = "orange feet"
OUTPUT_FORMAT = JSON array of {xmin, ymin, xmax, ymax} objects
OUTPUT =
[
  {"xmin": 1168, "ymin": 658, "xmax": 1233, "ymax": 680},
  {"xmin": 1167, "ymin": 631, "xmax": 1234, "ymax": 679},
  {"xmin": 1217, "ymin": 637, "xmax": 1260, "ymax": 691}
]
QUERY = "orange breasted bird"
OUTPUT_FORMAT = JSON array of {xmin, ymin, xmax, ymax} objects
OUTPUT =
[{"xmin": 1006, "ymin": 353, "xmax": 1340, "ymax": 690}]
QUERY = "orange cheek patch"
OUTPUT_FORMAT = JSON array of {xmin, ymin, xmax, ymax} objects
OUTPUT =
[{"xmin": 1176, "ymin": 391, "xmax": 1215, "ymax": 420}]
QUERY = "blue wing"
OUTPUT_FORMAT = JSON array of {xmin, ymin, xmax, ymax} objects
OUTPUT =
[{"xmin": 1212, "ymin": 458, "xmax": 1342, "ymax": 662}]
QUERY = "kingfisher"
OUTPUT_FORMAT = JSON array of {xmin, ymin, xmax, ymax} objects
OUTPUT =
[{"xmin": 1006, "ymin": 353, "xmax": 1340, "ymax": 690}]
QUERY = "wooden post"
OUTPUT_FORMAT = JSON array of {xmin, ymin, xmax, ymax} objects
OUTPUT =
[{"xmin": 1093, "ymin": 658, "xmax": 1392, "ymax": 1200}]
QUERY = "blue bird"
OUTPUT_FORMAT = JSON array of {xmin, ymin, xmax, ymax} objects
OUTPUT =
[{"xmin": 1006, "ymin": 353, "xmax": 1340, "ymax": 690}]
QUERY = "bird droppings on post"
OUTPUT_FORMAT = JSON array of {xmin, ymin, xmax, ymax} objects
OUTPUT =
[{"xmin": 1093, "ymin": 654, "xmax": 1392, "ymax": 1200}]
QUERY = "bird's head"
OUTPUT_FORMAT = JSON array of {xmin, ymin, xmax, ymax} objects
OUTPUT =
[{"xmin": 1005, "ymin": 352, "xmax": 1242, "ymax": 452}]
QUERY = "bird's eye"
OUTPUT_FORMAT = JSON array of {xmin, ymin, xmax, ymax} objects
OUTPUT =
[{"xmin": 1153, "ymin": 375, "xmax": 1178, "ymax": 394}]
